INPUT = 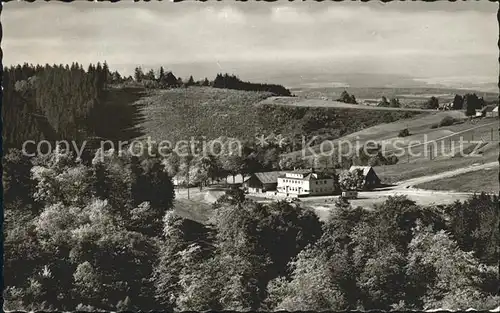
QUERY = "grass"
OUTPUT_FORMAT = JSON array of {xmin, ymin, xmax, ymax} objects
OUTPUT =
[
  {"xmin": 173, "ymin": 199, "xmax": 214, "ymax": 224},
  {"xmin": 139, "ymin": 87, "xmax": 273, "ymax": 142},
  {"xmin": 138, "ymin": 87, "xmax": 420, "ymax": 145},
  {"xmin": 374, "ymin": 155, "xmax": 497, "ymax": 184},
  {"xmin": 290, "ymin": 87, "xmax": 499, "ymax": 108},
  {"xmin": 414, "ymin": 168, "xmax": 499, "ymax": 194},
  {"xmin": 283, "ymin": 110, "xmax": 468, "ymax": 159}
]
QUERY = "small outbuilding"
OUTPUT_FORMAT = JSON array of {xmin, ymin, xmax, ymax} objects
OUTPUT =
[
  {"xmin": 349, "ymin": 166, "xmax": 381, "ymax": 190},
  {"xmin": 243, "ymin": 171, "xmax": 283, "ymax": 193}
]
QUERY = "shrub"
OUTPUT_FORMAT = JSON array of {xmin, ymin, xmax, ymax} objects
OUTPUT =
[
  {"xmin": 398, "ymin": 128, "xmax": 410, "ymax": 137},
  {"xmin": 438, "ymin": 116, "xmax": 455, "ymax": 127},
  {"xmin": 386, "ymin": 154, "xmax": 399, "ymax": 165},
  {"xmin": 430, "ymin": 123, "xmax": 439, "ymax": 129}
]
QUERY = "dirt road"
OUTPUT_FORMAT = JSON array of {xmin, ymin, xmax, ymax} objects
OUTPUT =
[{"xmin": 394, "ymin": 161, "xmax": 498, "ymax": 188}]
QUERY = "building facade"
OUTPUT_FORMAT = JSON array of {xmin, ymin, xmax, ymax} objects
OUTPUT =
[{"xmin": 277, "ymin": 170, "xmax": 336, "ymax": 197}]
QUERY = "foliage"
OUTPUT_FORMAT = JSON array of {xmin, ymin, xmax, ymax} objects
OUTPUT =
[
  {"xmin": 398, "ymin": 128, "xmax": 410, "ymax": 137},
  {"xmin": 4, "ymin": 147, "xmax": 176, "ymax": 311},
  {"xmin": 444, "ymin": 193, "xmax": 499, "ymax": 265},
  {"xmin": 463, "ymin": 93, "xmax": 485, "ymax": 116},
  {"xmin": 378, "ymin": 96, "xmax": 390, "ymax": 107},
  {"xmin": 213, "ymin": 73, "xmax": 291, "ymax": 96},
  {"xmin": 438, "ymin": 115, "xmax": 455, "ymax": 127},
  {"xmin": 378, "ymin": 97, "xmax": 401, "ymax": 108},
  {"xmin": 339, "ymin": 169, "xmax": 364, "ymax": 191},
  {"xmin": 352, "ymin": 143, "xmax": 398, "ymax": 167},
  {"xmin": 5, "ymin": 148, "xmax": 498, "ymax": 312},
  {"xmin": 337, "ymin": 90, "xmax": 357, "ymax": 104},
  {"xmin": 389, "ymin": 98, "xmax": 401, "ymax": 108},
  {"xmin": 4, "ymin": 62, "xmax": 498, "ymax": 312},
  {"xmin": 452, "ymin": 94, "xmax": 464, "ymax": 110},
  {"xmin": 425, "ymin": 96, "xmax": 439, "ymax": 109}
]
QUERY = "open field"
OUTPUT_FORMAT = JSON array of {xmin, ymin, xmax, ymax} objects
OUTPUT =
[
  {"xmin": 138, "ymin": 87, "xmax": 273, "ymax": 142},
  {"xmin": 375, "ymin": 148, "xmax": 498, "ymax": 184},
  {"xmin": 138, "ymin": 87, "xmax": 419, "ymax": 144},
  {"xmin": 414, "ymin": 168, "xmax": 499, "ymax": 194},
  {"xmin": 173, "ymin": 199, "xmax": 214, "ymax": 224},
  {"xmin": 258, "ymin": 96, "xmax": 436, "ymax": 112}
]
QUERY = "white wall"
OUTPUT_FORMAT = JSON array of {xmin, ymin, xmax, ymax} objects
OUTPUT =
[{"xmin": 277, "ymin": 177, "xmax": 335, "ymax": 196}]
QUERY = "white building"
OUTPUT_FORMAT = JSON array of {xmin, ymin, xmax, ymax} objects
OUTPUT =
[{"xmin": 277, "ymin": 170, "xmax": 336, "ymax": 197}]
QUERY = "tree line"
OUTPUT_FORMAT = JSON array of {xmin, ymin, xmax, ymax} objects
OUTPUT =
[
  {"xmin": 132, "ymin": 67, "xmax": 292, "ymax": 96},
  {"xmin": 3, "ymin": 63, "xmax": 109, "ymax": 149},
  {"xmin": 3, "ymin": 144, "xmax": 498, "ymax": 311},
  {"xmin": 3, "ymin": 62, "xmax": 293, "ymax": 151},
  {"xmin": 212, "ymin": 73, "xmax": 292, "ymax": 96}
]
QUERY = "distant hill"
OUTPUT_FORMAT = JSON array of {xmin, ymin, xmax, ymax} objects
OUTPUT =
[{"xmin": 138, "ymin": 87, "xmax": 419, "ymax": 147}]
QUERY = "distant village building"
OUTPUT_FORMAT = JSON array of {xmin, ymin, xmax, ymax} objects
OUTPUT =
[
  {"xmin": 277, "ymin": 170, "xmax": 336, "ymax": 197},
  {"xmin": 348, "ymin": 166, "xmax": 381, "ymax": 190}
]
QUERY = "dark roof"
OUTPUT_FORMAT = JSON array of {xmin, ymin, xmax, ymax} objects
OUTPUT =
[
  {"xmin": 251, "ymin": 169, "xmax": 333, "ymax": 184},
  {"xmin": 482, "ymin": 105, "xmax": 497, "ymax": 112},
  {"xmin": 279, "ymin": 170, "xmax": 334, "ymax": 180},
  {"xmin": 349, "ymin": 166, "xmax": 374, "ymax": 176},
  {"xmin": 254, "ymin": 171, "xmax": 284, "ymax": 184}
]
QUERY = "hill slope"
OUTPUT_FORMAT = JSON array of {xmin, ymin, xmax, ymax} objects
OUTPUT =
[{"xmin": 138, "ymin": 87, "xmax": 420, "ymax": 145}]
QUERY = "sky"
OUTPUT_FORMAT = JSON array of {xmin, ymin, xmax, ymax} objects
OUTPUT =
[{"xmin": 3, "ymin": 1, "xmax": 499, "ymax": 88}]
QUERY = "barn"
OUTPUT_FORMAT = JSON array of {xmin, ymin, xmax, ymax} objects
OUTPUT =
[
  {"xmin": 243, "ymin": 171, "xmax": 283, "ymax": 193},
  {"xmin": 349, "ymin": 166, "xmax": 381, "ymax": 190}
]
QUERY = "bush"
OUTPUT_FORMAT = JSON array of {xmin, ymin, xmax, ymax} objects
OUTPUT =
[
  {"xmin": 430, "ymin": 123, "xmax": 439, "ymax": 129},
  {"xmin": 398, "ymin": 128, "xmax": 410, "ymax": 137},
  {"xmin": 439, "ymin": 116, "xmax": 455, "ymax": 127},
  {"xmin": 386, "ymin": 154, "xmax": 399, "ymax": 165}
]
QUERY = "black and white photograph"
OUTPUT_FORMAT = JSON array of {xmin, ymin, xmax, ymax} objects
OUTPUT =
[{"xmin": 2, "ymin": 0, "xmax": 499, "ymax": 311}]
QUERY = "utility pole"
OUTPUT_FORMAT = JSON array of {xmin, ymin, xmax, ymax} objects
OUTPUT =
[{"xmin": 187, "ymin": 169, "xmax": 190, "ymax": 200}]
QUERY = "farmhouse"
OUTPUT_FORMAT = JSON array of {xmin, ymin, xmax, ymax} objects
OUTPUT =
[
  {"xmin": 243, "ymin": 171, "xmax": 283, "ymax": 193},
  {"xmin": 277, "ymin": 170, "xmax": 336, "ymax": 197},
  {"xmin": 482, "ymin": 105, "xmax": 499, "ymax": 118},
  {"xmin": 349, "ymin": 166, "xmax": 381, "ymax": 190}
]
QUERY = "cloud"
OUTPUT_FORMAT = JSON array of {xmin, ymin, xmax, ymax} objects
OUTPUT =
[{"xmin": 2, "ymin": 1, "xmax": 497, "ymax": 82}]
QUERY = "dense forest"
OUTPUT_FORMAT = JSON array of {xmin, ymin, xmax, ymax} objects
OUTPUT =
[
  {"xmin": 2, "ymin": 63, "xmax": 291, "ymax": 152},
  {"xmin": 3, "ymin": 63, "xmax": 110, "ymax": 150},
  {"xmin": 3, "ymin": 145, "xmax": 499, "ymax": 311},
  {"xmin": 212, "ymin": 73, "xmax": 292, "ymax": 96}
]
